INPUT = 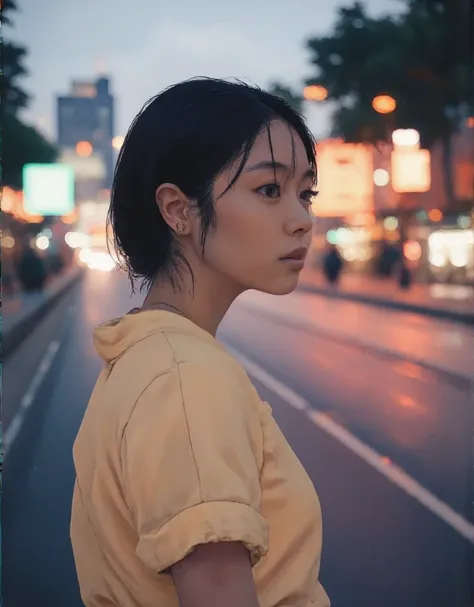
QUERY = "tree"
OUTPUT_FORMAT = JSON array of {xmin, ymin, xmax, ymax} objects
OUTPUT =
[
  {"xmin": 267, "ymin": 82, "xmax": 304, "ymax": 114},
  {"xmin": 2, "ymin": 0, "xmax": 31, "ymax": 114},
  {"xmin": 3, "ymin": 114, "xmax": 58, "ymax": 189},
  {"xmin": 305, "ymin": 0, "xmax": 471, "ymax": 205},
  {"xmin": 1, "ymin": 0, "xmax": 58, "ymax": 188}
]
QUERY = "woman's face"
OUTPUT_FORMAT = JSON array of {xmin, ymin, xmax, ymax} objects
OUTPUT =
[{"xmin": 200, "ymin": 120, "xmax": 316, "ymax": 296}]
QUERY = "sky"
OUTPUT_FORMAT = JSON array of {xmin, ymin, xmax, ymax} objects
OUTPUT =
[{"xmin": 14, "ymin": 0, "xmax": 399, "ymax": 142}]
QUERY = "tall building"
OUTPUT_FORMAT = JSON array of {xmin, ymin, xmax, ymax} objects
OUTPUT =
[{"xmin": 57, "ymin": 76, "xmax": 115, "ymax": 189}]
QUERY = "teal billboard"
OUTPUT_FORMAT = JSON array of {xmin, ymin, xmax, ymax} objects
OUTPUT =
[{"xmin": 23, "ymin": 163, "xmax": 75, "ymax": 216}]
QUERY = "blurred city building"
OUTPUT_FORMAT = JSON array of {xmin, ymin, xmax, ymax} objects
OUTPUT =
[{"xmin": 57, "ymin": 76, "xmax": 115, "ymax": 190}]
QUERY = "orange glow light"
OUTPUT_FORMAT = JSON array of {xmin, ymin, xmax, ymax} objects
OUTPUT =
[
  {"xmin": 303, "ymin": 85, "xmax": 328, "ymax": 102},
  {"xmin": 2, "ymin": 187, "xmax": 43, "ymax": 222},
  {"xmin": 62, "ymin": 210, "xmax": 78, "ymax": 224},
  {"xmin": 76, "ymin": 141, "xmax": 93, "ymax": 157},
  {"xmin": 404, "ymin": 240, "xmax": 422, "ymax": 262},
  {"xmin": 372, "ymin": 95, "xmax": 396, "ymax": 114},
  {"xmin": 466, "ymin": 117, "xmax": 474, "ymax": 128},
  {"xmin": 428, "ymin": 209, "xmax": 443, "ymax": 222},
  {"xmin": 386, "ymin": 230, "xmax": 400, "ymax": 242}
]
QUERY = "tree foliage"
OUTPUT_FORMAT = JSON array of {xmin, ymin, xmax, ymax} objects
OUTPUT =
[
  {"xmin": 2, "ymin": 0, "xmax": 31, "ymax": 114},
  {"xmin": 3, "ymin": 114, "xmax": 58, "ymax": 189},
  {"xmin": 1, "ymin": 0, "xmax": 58, "ymax": 188},
  {"xmin": 305, "ymin": 0, "xmax": 471, "ymax": 148},
  {"xmin": 303, "ymin": 0, "xmax": 472, "ymax": 204}
]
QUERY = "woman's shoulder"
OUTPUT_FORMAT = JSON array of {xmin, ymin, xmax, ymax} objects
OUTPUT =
[
  {"xmin": 116, "ymin": 325, "xmax": 255, "ymax": 399},
  {"xmin": 123, "ymin": 340, "xmax": 263, "ymax": 442}
]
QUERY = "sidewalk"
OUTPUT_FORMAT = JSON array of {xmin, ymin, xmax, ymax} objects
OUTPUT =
[
  {"xmin": 298, "ymin": 267, "xmax": 474, "ymax": 325},
  {"xmin": 2, "ymin": 265, "xmax": 84, "ymax": 358}
]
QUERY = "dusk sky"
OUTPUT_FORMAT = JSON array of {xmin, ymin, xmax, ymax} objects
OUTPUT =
[{"xmin": 15, "ymin": 0, "xmax": 399, "ymax": 141}]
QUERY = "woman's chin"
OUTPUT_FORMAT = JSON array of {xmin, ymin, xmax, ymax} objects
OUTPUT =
[{"xmin": 257, "ymin": 274, "xmax": 301, "ymax": 296}]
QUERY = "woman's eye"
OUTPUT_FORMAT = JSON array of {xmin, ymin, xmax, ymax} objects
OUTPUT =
[
  {"xmin": 300, "ymin": 189, "xmax": 319, "ymax": 206},
  {"xmin": 257, "ymin": 183, "xmax": 281, "ymax": 199}
]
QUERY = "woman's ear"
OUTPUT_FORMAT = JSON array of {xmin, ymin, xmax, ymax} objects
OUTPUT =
[{"xmin": 155, "ymin": 183, "xmax": 191, "ymax": 236}]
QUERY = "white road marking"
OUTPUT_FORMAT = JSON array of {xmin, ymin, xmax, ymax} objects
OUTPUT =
[
  {"xmin": 227, "ymin": 345, "xmax": 474, "ymax": 545},
  {"xmin": 3, "ymin": 340, "xmax": 61, "ymax": 457}
]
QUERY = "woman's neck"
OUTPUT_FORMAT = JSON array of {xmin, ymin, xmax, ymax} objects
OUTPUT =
[{"xmin": 143, "ymin": 265, "xmax": 244, "ymax": 337}]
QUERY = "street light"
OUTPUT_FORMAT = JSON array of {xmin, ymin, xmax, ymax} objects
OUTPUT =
[
  {"xmin": 372, "ymin": 95, "xmax": 396, "ymax": 114},
  {"xmin": 303, "ymin": 85, "xmax": 328, "ymax": 101},
  {"xmin": 76, "ymin": 141, "xmax": 93, "ymax": 157}
]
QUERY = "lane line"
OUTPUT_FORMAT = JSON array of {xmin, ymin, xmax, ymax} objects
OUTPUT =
[
  {"xmin": 3, "ymin": 340, "xmax": 61, "ymax": 457},
  {"xmin": 227, "ymin": 345, "xmax": 474, "ymax": 545}
]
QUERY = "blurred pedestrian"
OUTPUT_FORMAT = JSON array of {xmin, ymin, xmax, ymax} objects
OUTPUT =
[
  {"xmin": 16, "ymin": 247, "xmax": 47, "ymax": 293},
  {"xmin": 322, "ymin": 243, "xmax": 343, "ymax": 285},
  {"xmin": 398, "ymin": 259, "xmax": 412, "ymax": 290},
  {"xmin": 376, "ymin": 241, "xmax": 400, "ymax": 277},
  {"xmin": 70, "ymin": 78, "xmax": 329, "ymax": 607}
]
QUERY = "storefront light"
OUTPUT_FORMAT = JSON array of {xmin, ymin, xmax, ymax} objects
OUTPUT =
[
  {"xmin": 429, "ymin": 251, "xmax": 447, "ymax": 268},
  {"xmin": 429, "ymin": 230, "xmax": 474, "ymax": 248},
  {"xmin": 341, "ymin": 248, "xmax": 356, "ymax": 262},
  {"xmin": 428, "ymin": 229, "xmax": 473, "ymax": 270},
  {"xmin": 450, "ymin": 250, "xmax": 468, "ymax": 268}
]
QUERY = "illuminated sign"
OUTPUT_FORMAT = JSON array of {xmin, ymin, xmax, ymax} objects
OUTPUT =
[
  {"xmin": 391, "ymin": 149, "xmax": 431, "ymax": 193},
  {"xmin": 312, "ymin": 141, "xmax": 374, "ymax": 217},
  {"xmin": 23, "ymin": 163, "xmax": 75, "ymax": 216}
]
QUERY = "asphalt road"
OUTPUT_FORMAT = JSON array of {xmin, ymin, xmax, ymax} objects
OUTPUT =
[{"xmin": 3, "ymin": 269, "xmax": 473, "ymax": 607}]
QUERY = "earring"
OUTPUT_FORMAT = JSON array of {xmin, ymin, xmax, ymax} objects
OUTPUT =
[{"xmin": 176, "ymin": 222, "xmax": 186, "ymax": 235}]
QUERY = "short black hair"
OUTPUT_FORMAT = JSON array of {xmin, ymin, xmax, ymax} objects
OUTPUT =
[{"xmin": 108, "ymin": 77, "xmax": 316, "ymax": 292}]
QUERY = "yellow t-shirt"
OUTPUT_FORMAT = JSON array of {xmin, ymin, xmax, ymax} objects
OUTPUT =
[{"xmin": 71, "ymin": 310, "xmax": 329, "ymax": 607}]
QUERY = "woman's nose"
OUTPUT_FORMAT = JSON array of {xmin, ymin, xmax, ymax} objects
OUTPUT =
[{"xmin": 285, "ymin": 204, "xmax": 314, "ymax": 237}]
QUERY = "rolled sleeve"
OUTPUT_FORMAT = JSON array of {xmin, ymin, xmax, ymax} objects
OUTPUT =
[
  {"xmin": 122, "ymin": 361, "xmax": 268, "ymax": 573},
  {"xmin": 137, "ymin": 501, "xmax": 269, "ymax": 573}
]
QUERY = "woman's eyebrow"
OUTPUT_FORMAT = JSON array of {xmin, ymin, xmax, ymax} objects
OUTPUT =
[{"xmin": 244, "ymin": 160, "xmax": 315, "ymax": 181}]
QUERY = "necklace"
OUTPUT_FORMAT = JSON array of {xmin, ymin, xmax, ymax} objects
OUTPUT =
[{"xmin": 140, "ymin": 301, "xmax": 190, "ymax": 321}]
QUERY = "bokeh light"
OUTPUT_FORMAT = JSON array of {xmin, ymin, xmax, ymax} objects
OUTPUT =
[
  {"xmin": 76, "ymin": 141, "xmax": 93, "ymax": 157},
  {"xmin": 372, "ymin": 95, "xmax": 396, "ymax": 114}
]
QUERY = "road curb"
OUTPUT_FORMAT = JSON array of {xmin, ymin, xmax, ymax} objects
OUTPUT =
[
  {"xmin": 297, "ymin": 282, "xmax": 474, "ymax": 326},
  {"xmin": 2, "ymin": 268, "xmax": 84, "ymax": 360}
]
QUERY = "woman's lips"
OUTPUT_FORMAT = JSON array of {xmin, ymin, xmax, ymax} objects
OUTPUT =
[{"xmin": 280, "ymin": 246, "xmax": 308, "ymax": 261}]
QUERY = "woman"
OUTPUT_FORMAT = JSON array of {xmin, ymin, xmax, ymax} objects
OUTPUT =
[{"xmin": 71, "ymin": 78, "xmax": 330, "ymax": 607}]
